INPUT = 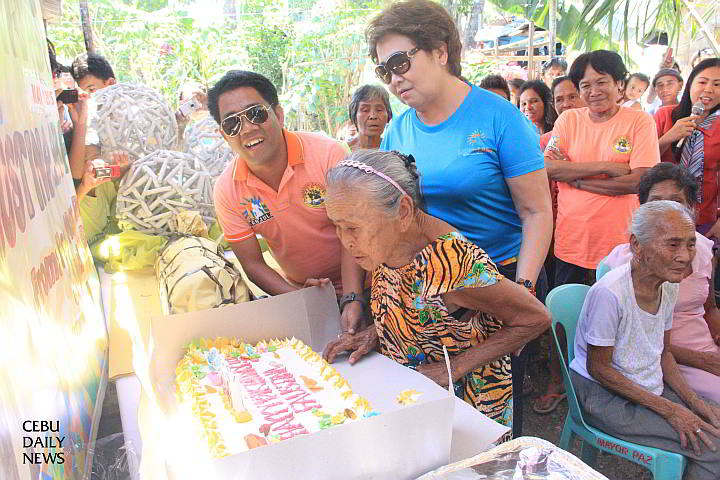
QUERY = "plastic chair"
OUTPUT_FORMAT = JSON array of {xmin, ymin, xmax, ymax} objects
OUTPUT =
[
  {"xmin": 547, "ymin": 284, "xmax": 687, "ymax": 479},
  {"xmin": 595, "ymin": 257, "xmax": 610, "ymax": 281}
]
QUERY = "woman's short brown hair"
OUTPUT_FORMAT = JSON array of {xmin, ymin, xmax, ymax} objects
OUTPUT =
[{"xmin": 366, "ymin": 0, "xmax": 463, "ymax": 78}]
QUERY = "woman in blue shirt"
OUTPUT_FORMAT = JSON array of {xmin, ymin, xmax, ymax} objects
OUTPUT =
[{"xmin": 367, "ymin": 0, "xmax": 553, "ymax": 437}]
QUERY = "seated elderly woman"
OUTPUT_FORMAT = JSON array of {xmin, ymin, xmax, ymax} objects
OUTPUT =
[
  {"xmin": 604, "ymin": 163, "xmax": 720, "ymax": 404},
  {"xmin": 346, "ymin": 85, "xmax": 392, "ymax": 151},
  {"xmin": 322, "ymin": 150, "xmax": 550, "ymax": 432},
  {"xmin": 571, "ymin": 200, "xmax": 720, "ymax": 480}
]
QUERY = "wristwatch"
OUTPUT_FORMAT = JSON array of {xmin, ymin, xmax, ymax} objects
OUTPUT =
[
  {"xmin": 339, "ymin": 292, "xmax": 366, "ymax": 312},
  {"xmin": 516, "ymin": 278, "xmax": 536, "ymax": 297}
]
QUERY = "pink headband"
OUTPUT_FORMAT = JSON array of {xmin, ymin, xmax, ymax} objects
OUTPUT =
[{"xmin": 336, "ymin": 160, "xmax": 409, "ymax": 198}]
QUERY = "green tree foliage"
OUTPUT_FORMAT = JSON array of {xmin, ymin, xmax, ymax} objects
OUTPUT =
[
  {"xmin": 462, "ymin": 57, "xmax": 499, "ymax": 85},
  {"xmin": 246, "ymin": 23, "xmax": 290, "ymax": 90},
  {"xmin": 48, "ymin": 0, "xmax": 383, "ymax": 135},
  {"xmin": 488, "ymin": 0, "xmax": 718, "ymax": 61},
  {"xmin": 282, "ymin": 6, "xmax": 373, "ymax": 133},
  {"xmin": 50, "ymin": 0, "xmax": 245, "ymax": 107}
]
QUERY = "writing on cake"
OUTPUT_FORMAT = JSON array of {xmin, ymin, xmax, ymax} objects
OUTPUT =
[
  {"xmin": 225, "ymin": 357, "xmax": 321, "ymax": 439},
  {"xmin": 175, "ymin": 337, "xmax": 376, "ymax": 458}
]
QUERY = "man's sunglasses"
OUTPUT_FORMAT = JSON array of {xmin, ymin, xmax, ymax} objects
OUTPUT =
[
  {"xmin": 374, "ymin": 47, "xmax": 419, "ymax": 84},
  {"xmin": 220, "ymin": 104, "xmax": 270, "ymax": 137}
]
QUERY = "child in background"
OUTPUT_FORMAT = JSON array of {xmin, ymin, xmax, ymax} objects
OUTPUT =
[
  {"xmin": 70, "ymin": 52, "xmax": 116, "ymax": 94},
  {"xmin": 621, "ymin": 73, "xmax": 650, "ymax": 110},
  {"xmin": 508, "ymin": 78, "xmax": 525, "ymax": 107}
]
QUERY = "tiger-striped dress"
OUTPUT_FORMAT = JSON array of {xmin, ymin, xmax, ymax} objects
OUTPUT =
[{"xmin": 371, "ymin": 232, "xmax": 513, "ymax": 431}]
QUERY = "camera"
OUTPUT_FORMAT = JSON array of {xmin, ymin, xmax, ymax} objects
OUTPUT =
[
  {"xmin": 56, "ymin": 89, "xmax": 78, "ymax": 104},
  {"xmin": 178, "ymin": 98, "xmax": 201, "ymax": 117},
  {"xmin": 92, "ymin": 164, "xmax": 122, "ymax": 179}
]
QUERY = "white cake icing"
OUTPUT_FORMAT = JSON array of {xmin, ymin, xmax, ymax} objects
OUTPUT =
[{"xmin": 175, "ymin": 338, "xmax": 375, "ymax": 458}]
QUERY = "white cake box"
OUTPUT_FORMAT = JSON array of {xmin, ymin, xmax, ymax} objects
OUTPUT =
[{"xmin": 133, "ymin": 285, "xmax": 507, "ymax": 479}]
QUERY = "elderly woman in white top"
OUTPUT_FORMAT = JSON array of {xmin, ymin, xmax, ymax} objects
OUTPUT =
[
  {"xmin": 570, "ymin": 201, "xmax": 720, "ymax": 480},
  {"xmin": 604, "ymin": 163, "xmax": 720, "ymax": 404}
]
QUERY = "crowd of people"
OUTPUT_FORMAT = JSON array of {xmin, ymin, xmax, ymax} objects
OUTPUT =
[{"xmin": 49, "ymin": 0, "xmax": 720, "ymax": 476}]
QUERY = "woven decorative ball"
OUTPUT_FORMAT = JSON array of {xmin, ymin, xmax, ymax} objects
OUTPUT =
[
  {"xmin": 93, "ymin": 83, "xmax": 178, "ymax": 160},
  {"xmin": 116, "ymin": 150, "xmax": 215, "ymax": 234},
  {"xmin": 183, "ymin": 115, "xmax": 234, "ymax": 177}
]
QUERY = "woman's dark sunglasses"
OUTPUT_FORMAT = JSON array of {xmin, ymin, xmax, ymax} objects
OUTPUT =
[
  {"xmin": 374, "ymin": 48, "xmax": 419, "ymax": 84},
  {"xmin": 220, "ymin": 104, "xmax": 270, "ymax": 137}
]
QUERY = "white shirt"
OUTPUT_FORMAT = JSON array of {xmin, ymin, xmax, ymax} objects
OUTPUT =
[{"xmin": 570, "ymin": 262, "xmax": 679, "ymax": 395}]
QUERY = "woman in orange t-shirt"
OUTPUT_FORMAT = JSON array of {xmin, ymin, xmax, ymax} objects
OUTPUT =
[
  {"xmin": 544, "ymin": 50, "xmax": 660, "ymax": 286},
  {"xmin": 654, "ymin": 58, "xmax": 720, "ymax": 242}
]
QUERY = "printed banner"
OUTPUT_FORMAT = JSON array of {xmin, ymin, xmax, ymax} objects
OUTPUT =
[{"xmin": 0, "ymin": 1, "xmax": 108, "ymax": 479}]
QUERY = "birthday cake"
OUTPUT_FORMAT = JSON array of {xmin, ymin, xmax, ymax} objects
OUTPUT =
[{"xmin": 175, "ymin": 337, "xmax": 375, "ymax": 458}]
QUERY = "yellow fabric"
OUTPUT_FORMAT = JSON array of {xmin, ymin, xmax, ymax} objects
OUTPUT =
[
  {"xmin": 80, "ymin": 181, "xmax": 117, "ymax": 245},
  {"xmin": 92, "ymin": 230, "xmax": 168, "ymax": 273}
]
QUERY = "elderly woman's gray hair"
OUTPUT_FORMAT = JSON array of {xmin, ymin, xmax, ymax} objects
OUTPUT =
[
  {"xmin": 630, "ymin": 200, "xmax": 694, "ymax": 245},
  {"xmin": 348, "ymin": 85, "xmax": 392, "ymax": 128},
  {"xmin": 326, "ymin": 149, "xmax": 423, "ymax": 213}
]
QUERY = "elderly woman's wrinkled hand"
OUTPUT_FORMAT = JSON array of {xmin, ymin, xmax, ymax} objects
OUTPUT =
[
  {"xmin": 665, "ymin": 403, "xmax": 720, "ymax": 456},
  {"xmin": 692, "ymin": 397, "xmax": 720, "ymax": 430},
  {"xmin": 323, "ymin": 326, "xmax": 378, "ymax": 365},
  {"xmin": 416, "ymin": 362, "xmax": 459, "ymax": 388},
  {"xmin": 341, "ymin": 300, "xmax": 365, "ymax": 334}
]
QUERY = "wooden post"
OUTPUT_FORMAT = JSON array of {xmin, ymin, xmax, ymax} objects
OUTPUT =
[
  {"xmin": 549, "ymin": 0, "xmax": 557, "ymax": 58},
  {"xmin": 79, "ymin": 0, "xmax": 95, "ymax": 53},
  {"xmin": 528, "ymin": 21, "xmax": 535, "ymax": 80}
]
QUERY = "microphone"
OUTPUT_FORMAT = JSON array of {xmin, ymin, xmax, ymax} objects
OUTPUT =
[
  {"xmin": 678, "ymin": 101, "xmax": 705, "ymax": 149},
  {"xmin": 692, "ymin": 101, "xmax": 705, "ymax": 117}
]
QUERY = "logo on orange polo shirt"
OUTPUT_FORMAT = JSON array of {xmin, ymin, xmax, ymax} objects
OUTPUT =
[
  {"xmin": 612, "ymin": 136, "xmax": 632, "ymax": 154},
  {"xmin": 302, "ymin": 183, "xmax": 326, "ymax": 208},
  {"xmin": 241, "ymin": 196, "xmax": 273, "ymax": 226}
]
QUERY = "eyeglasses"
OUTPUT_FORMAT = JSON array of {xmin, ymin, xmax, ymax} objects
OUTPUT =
[
  {"xmin": 374, "ymin": 48, "xmax": 419, "ymax": 84},
  {"xmin": 220, "ymin": 104, "xmax": 270, "ymax": 137}
]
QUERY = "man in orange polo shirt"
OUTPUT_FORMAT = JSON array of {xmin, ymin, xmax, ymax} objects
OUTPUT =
[{"xmin": 210, "ymin": 71, "xmax": 365, "ymax": 331}]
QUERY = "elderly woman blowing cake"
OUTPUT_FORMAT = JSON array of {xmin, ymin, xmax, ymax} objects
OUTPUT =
[
  {"xmin": 571, "ymin": 201, "xmax": 720, "ymax": 479},
  {"xmin": 322, "ymin": 150, "xmax": 550, "ymax": 432}
]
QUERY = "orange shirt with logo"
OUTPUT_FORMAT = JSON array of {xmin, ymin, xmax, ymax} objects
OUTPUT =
[
  {"xmin": 213, "ymin": 130, "xmax": 348, "ymax": 292},
  {"xmin": 546, "ymin": 107, "xmax": 660, "ymax": 269}
]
